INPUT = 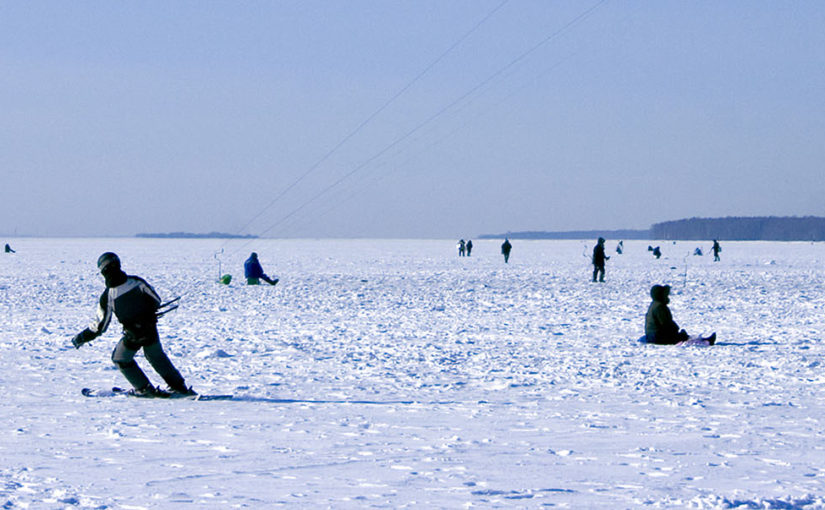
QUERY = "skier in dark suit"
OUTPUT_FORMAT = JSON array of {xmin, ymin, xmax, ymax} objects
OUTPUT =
[
  {"xmin": 712, "ymin": 240, "xmax": 722, "ymax": 262},
  {"xmin": 71, "ymin": 252, "xmax": 194, "ymax": 396}
]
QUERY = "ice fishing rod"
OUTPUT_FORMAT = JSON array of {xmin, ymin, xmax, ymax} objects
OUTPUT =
[{"xmin": 214, "ymin": 248, "xmax": 224, "ymax": 280}]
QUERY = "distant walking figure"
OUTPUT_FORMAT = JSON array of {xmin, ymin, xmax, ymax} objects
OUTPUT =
[
  {"xmin": 712, "ymin": 240, "xmax": 722, "ymax": 262},
  {"xmin": 458, "ymin": 239, "xmax": 466, "ymax": 257},
  {"xmin": 644, "ymin": 284, "xmax": 716, "ymax": 345},
  {"xmin": 501, "ymin": 238, "xmax": 512, "ymax": 264},
  {"xmin": 592, "ymin": 237, "xmax": 609, "ymax": 282},
  {"xmin": 4, "ymin": 243, "xmax": 14, "ymax": 253},
  {"xmin": 244, "ymin": 253, "xmax": 279, "ymax": 286},
  {"xmin": 466, "ymin": 240, "xmax": 473, "ymax": 257}
]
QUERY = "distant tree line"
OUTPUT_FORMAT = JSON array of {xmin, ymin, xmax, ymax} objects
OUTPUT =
[
  {"xmin": 478, "ymin": 229, "xmax": 650, "ymax": 240},
  {"xmin": 651, "ymin": 216, "xmax": 825, "ymax": 241},
  {"xmin": 480, "ymin": 216, "xmax": 825, "ymax": 241}
]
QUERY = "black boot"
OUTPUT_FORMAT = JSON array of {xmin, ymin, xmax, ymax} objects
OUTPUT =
[{"xmin": 131, "ymin": 384, "xmax": 170, "ymax": 398}]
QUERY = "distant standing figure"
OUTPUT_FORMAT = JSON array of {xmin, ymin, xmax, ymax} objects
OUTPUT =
[
  {"xmin": 616, "ymin": 240, "xmax": 623, "ymax": 255},
  {"xmin": 466, "ymin": 240, "xmax": 473, "ymax": 257},
  {"xmin": 458, "ymin": 239, "xmax": 466, "ymax": 257},
  {"xmin": 644, "ymin": 284, "xmax": 715, "ymax": 345},
  {"xmin": 712, "ymin": 240, "xmax": 722, "ymax": 262},
  {"xmin": 4, "ymin": 243, "xmax": 14, "ymax": 253},
  {"xmin": 501, "ymin": 238, "xmax": 512, "ymax": 263},
  {"xmin": 244, "ymin": 252, "xmax": 279, "ymax": 286},
  {"xmin": 592, "ymin": 237, "xmax": 609, "ymax": 282}
]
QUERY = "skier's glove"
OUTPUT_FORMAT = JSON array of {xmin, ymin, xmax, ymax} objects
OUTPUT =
[{"xmin": 71, "ymin": 329, "xmax": 96, "ymax": 349}]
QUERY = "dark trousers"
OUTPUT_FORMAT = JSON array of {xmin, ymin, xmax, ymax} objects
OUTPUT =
[
  {"xmin": 593, "ymin": 265, "xmax": 605, "ymax": 282},
  {"xmin": 647, "ymin": 330, "xmax": 689, "ymax": 345},
  {"xmin": 111, "ymin": 323, "xmax": 186, "ymax": 392},
  {"xmin": 247, "ymin": 275, "xmax": 279, "ymax": 285}
]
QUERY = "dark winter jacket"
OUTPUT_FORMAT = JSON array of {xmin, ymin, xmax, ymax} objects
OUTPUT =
[
  {"xmin": 592, "ymin": 243, "xmax": 607, "ymax": 267},
  {"xmin": 244, "ymin": 256, "xmax": 265, "ymax": 279},
  {"xmin": 75, "ymin": 272, "xmax": 162, "ymax": 345},
  {"xmin": 501, "ymin": 240, "xmax": 512, "ymax": 255},
  {"xmin": 644, "ymin": 285, "xmax": 680, "ymax": 343}
]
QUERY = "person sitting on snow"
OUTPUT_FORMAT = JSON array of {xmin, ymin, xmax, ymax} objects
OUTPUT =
[
  {"xmin": 644, "ymin": 284, "xmax": 715, "ymax": 345},
  {"xmin": 244, "ymin": 252, "xmax": 279, "ymax": 285},
  {"xmin": 71, "ymin": 252, "xmax": 194, "ymax": 396}
]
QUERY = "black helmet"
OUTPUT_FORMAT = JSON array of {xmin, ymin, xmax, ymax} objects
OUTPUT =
[{"xmin": 97, "ymin": 252, "xmax": 121, "ymax": 272}]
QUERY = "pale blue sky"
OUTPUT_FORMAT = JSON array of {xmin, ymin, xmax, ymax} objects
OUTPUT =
[{"xmin": 2, "ymin": 1, "xmax": 823, "ymax": 238}]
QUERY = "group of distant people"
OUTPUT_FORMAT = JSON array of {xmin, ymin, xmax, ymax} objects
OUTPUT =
[
  {"xmin": 457, "ymin": 239, "xmax": 473, "ymax": 257},
  {"xmin": 650, "ymin": 240, "xmax": 721, "ymax": 261},
  {"xmin": 456, "ymin": 238, "xmax": 513, "ymax": 263},
  {"xmin": 458, "ymin": 237, "xmax": 722, "ymax": 272}
]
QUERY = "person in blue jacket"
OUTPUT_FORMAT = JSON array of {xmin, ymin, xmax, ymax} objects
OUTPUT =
[{"xmin": 244, "ymin": 252, "xmax": 279, "ymax": 285}]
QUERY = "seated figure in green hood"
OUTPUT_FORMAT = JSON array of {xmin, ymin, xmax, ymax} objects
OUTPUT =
[{"xmin": 645, "ymin": 284, "xmax": 715, "ymax": 345}]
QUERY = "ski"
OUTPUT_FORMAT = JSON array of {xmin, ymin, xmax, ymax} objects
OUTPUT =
[{"xmin": 81, "ymin": 387, "xmax": 233, "ymax": 401}]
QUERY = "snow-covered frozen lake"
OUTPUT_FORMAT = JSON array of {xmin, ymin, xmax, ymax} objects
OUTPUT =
[{"xmin": 2, "ymin": 238, "xmax": 824, "ymax": 508}]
